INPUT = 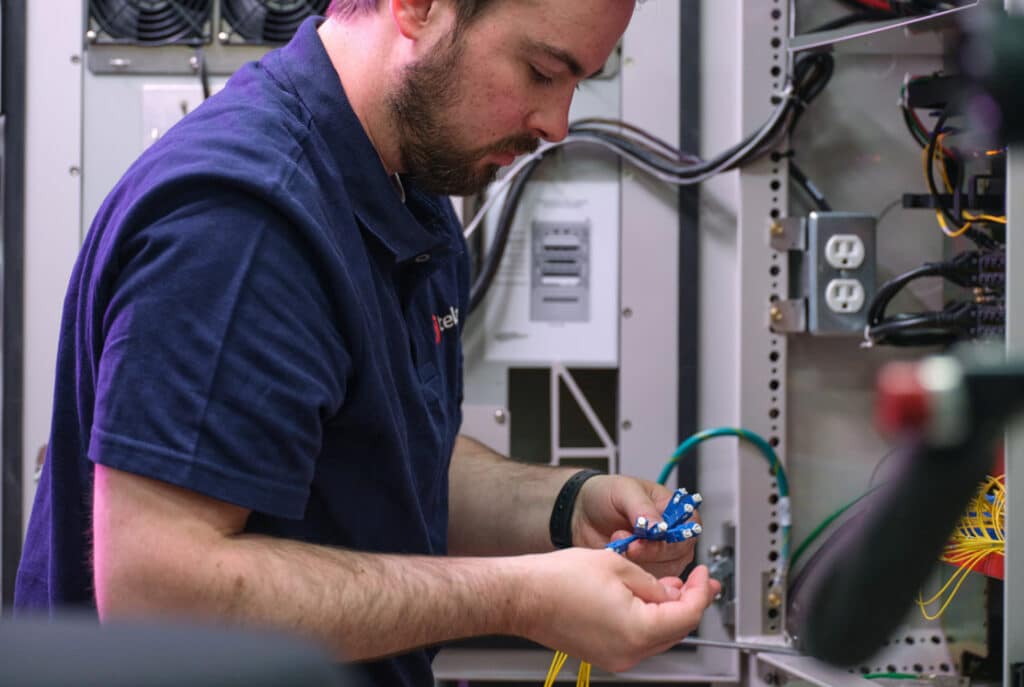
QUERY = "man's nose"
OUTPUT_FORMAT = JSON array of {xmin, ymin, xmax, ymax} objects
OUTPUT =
[{"xmin": 527, "ymin": 95, "xmax": 572, "ymax": 143}]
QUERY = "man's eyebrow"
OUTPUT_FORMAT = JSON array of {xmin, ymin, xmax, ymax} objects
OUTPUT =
[{"xmin": 527, "ymin": 40, "xmax": 603, "ymax": 80}]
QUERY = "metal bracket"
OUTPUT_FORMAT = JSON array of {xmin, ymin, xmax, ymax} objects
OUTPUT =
[
  {"xmin": 707, "ymin": 522, "xmax": 737, "ymax": 631},
  {"xmin": 769, "ymin": 299, "xmax": 807, "ymax": 334},
  {"xmin": 768, "ymin": 217, "xmax": 806, "ymax": 252}
]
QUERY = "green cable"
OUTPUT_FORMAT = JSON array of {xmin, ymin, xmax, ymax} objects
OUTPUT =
[
  {"xmin": 864, "ymin": 673, "xmax": 920, "ymax": 680},
  {"xmin": 658, "ymin": 427, "xmax": 790, "ymax": 567}
]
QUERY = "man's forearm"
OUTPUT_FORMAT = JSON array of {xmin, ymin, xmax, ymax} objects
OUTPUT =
[
  {"xmin": 448, "ymin": 435, "xmax": 582, "ymax": 556},
  {"xmin": 99, "ymin": 533, "xmax": 527, "ymax": 661}
]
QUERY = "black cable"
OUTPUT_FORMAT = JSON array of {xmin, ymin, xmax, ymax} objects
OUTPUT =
[
  {"xmin": 467, "ymin": 157, "xmax": 542, "ymax": 316},
  {"xmin": 789, "ymin": 161, "xmax": 833, "ymax": 211},
  {"xmin": 195, "ymin": 47, "xmax": 211, "ymax": 100},
  {"xmin": 923, "ymin": 110, "xmax": 1000, "ymax": 250},
  {"xmin": 468, "ymin": 53, "xmax": 836, "ymax": 313}
]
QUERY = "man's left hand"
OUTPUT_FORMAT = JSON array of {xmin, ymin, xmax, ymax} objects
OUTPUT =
[{"xmin": 570, "ymin": 475, "xmax": 699, "ymax": 579}]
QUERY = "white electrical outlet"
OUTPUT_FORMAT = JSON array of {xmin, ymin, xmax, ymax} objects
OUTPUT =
[
  {"xmin": 824, "ymin": 233, "xmax": 866, "ymax": 269},
  {"xmin": 825, "ymin": 279, "xmax": 866, "ymax": 314}
]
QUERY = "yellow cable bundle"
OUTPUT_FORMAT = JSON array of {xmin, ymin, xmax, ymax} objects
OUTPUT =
[
  {"xmin": 544, "ymin": 650, "xmax": 591, "ymax": 687},
  {"xmin": 918, "ymin": 475, "xmax": 1005, "ymax": 620}
]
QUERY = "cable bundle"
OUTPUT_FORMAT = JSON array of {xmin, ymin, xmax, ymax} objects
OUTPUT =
[
  {"xmin": 864, "ymin": 249, "xmax": 1006, "ymax": 347},
  {"xmin": 464, "ymin": 53, "xmax": 835, "ymax": 314},
  {"xmin": 917, "ymin": 475, "xmax": 1004, "ymax": 620}
]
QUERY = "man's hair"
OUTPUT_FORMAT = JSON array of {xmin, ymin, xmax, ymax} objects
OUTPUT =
[{"xmin": 326, "ymin": 0, "xmax": 500, "ymax": 27}]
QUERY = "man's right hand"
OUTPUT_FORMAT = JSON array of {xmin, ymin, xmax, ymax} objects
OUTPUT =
[{"xmin": 511, "ymin": 547, "xmax": 720, "ymax": 673}]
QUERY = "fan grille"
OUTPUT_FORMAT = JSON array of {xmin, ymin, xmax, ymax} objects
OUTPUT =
[
  {"xmin": 222, "ymin": 0, "xmax": 330, "ymax": 44},
  {"xmin": 89, "ymin": 0, "xmax": 211, "ymax": 45}
]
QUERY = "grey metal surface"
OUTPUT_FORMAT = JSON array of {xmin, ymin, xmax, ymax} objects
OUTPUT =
[
  {"xmin": 790, "ymin": 2, "xmax": 979, "ymax": 53},
  {"xmin": 1004, "ymin": 1, "xmax": 1024, "ymax": 681},
  {"xmin": 23, "ymin": 0, "xmax": 84, "ymax": 533},
  {"xmin": 433, "ymin": 647, "xmax": 738, "ymax": 683}
]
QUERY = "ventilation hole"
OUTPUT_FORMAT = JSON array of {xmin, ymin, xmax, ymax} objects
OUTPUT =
[
  {"xmin": 769, "ymin": 523, "xmax": 779, "ymax": 533},
  {"xmin": 772, "ymin": 368, "xmax": 778, "ymax": 375},
  {"xmin": 770, "ymin": 437, "xmax": 780, "ymax": 447},
  {"xmin": 770, "ymin": 539, "xmax": 776, "ymax": 545},
  {"xmin": 770, "ymin": 37, "xmax": 781, "ymax": 48},
  {"xmin": 769, "ymin": 408, "xmax": 780, "ymax": 419},
  {"xmin": 771, "ymin": 397, "xmax": 778, "ymax": 404},
  {"xmin": 887, "ymin": 665, "xmax": 897, "ymax": 673},
  {"xmin": 770, "ymin": 180, "xmax": 781, "ymax": 191},
  {"xmin": 770, "ymin": 208, "xmax": 780, "ymax": 218},
  {"xmin": 773, "ymin": 197, "xmax": 779, "ymax": 205},
  {"xmin": 931, "ymin": 636, "xmax": 941, "ymax": 644},
  {"xmin": 769, "ymin": 493, "xmax": 779, "ymax": 504},
  {"xmin": 773, "ymin": 168, "xmax": 780, "ymax": 175},
  {"xmin": 767, "ymin": 608, "xmax": 779, "ymax": 619},
  {"xmin": 769, "ymin": 380, "xmax": 780, "ymax": 391},
  {"xmin": 770, "ymin": 152, "xmax": 781, "ymax": 163},
  {"xmin": 859, "ymin": 668, "xmax": 870, "ymax": 675},
  {"xmin": 770, "ymin": 265, "xmax": 780, "ymax": 276},
  {"xmin": 769, "ymin": 551, "xmax": 779, "ymax": 562},
  {"xmin": 905, "ymin": 637, "xmax": 915, "ymax": 645},
  {"xmin": 940, "ymin": 664, "xmax": 949, "ymax": 673},
  {"xmin": 913, "ymin": 664, "xmax": 924, "ymax": 673},
  {"xmin": 771, "ymin": 9, "xmax": 781, "ymax": 20}
]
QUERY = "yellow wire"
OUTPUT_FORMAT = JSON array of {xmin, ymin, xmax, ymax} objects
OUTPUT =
[
  {"xmin": 918, "ymin": 475, "xmax": 1005, "ymax": 620},
  {"xmin": 923, "ymin": 140, "xmax": 973, "ymax": 238},
  {"xmin": 962, "ymin": 212, "xmax": 1007, "ymax": 224},
  {"xmin": 544, "ymin": 651, "xmax": 592, "ymax": 686},
  {"xmin": 544, "ymin": 651, "xmax": 568, "ymax": 687}
]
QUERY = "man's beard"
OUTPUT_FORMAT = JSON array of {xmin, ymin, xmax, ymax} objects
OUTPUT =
[{"xmin": 389, "ymin": 38, "xmax": 539, "ymax": 196}]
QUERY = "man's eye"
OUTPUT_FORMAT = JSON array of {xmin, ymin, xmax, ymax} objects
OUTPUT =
[{"xmin": 529, "ymin": 65, "xmax": 555, "ymax": 85}]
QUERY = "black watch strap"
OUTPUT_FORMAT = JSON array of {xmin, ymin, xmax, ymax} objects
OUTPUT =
[{"xmin": 549, "ymin": 469, "xmax": 603, "ymax": 549}]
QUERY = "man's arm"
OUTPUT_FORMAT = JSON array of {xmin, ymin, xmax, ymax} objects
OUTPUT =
[
  {"xmin": 448, "ymin": 435, "xmax": 700, "ymax": 579},
  {"xmin": 447, "ymin": 435, "xmax": 581, "ymax": 556},
  {"xmin": 94, "ymin": 464, "xmax": 716, "ymax": 671}
]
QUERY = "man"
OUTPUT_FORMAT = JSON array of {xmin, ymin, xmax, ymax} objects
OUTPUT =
[{"xmin": 15, "ymin": 1, "xmax": 719, "ymax": 685}]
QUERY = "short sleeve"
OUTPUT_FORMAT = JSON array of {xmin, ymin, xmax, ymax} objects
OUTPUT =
[{"xmin": 89, "ymin": 186, "xmax": 350, "ymax": 518}]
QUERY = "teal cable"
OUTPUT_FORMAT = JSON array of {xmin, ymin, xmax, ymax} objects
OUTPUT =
[
  {"xmin": 658, "ymin": 427, "xmax": 791, "ymax": 575},
  {"xmin": 789, "ymin": 487, "xmax": 878, "ymax": 572}
]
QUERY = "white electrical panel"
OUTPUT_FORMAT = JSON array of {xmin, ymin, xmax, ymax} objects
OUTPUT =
[{"xmin": 481, "ymin": 166, "xmax": 620, "ymax": 367}]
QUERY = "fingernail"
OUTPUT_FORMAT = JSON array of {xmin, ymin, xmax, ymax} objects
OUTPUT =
[{"xmin": 663, "ymin": 585, "xmax": 681, "ymax": 600}]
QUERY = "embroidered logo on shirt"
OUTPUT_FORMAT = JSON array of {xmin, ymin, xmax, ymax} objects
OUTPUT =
[{"xmin": 432, "ymin": 307, "xmax": 460, "ymax": 344}]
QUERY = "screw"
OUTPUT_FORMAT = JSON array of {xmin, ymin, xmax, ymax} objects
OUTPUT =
[
  {"xmin": 68, "ymin": 166, "xmax": 81, "ymax": 177},
  {"xmin": 622, "ymin": 307, "xmax": 633, "ymax": 318},
  {"xmin": 769, "ymin": 221, "xmax": 784, "ymax": 236},
  {"xmin": 85, "ymin": 30, "xmax": 98, "ymax": 43},
  {"xmin": 766, "ymin": 588, "xmax": 783, "ymax": 609},
  {"xmin": 770, "ymin": 305, "xmax": 783, "ymax": 323},
  {"xmin": 70, "ymin": 54, "xmax": 81, "ymax": 65},
  {"xmin": 218, "ymin": 31, "xmax": 230, "ymax": 43},
  {"xmin": 494, "ymin": 409, "xmax": 507, "ymax": 425},
  {"xmin": 621, "ymin": 420, "xmax": 632, "ymax": 431}
]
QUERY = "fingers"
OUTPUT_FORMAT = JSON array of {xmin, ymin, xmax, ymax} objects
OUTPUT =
[
  {"xmin": 613, "ymin": 552, "xmax": 682, "ymax": 603},
  {"xmin": 622, "ymin": 538, "xmax": 697, "ymax": 579}
]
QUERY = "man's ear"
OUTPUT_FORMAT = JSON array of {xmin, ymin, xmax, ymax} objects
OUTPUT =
[{"xmin": 390, "ymin": 0, "xmax": 440, "ymax": 40}]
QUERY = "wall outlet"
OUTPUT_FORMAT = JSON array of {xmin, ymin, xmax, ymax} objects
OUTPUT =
[
  {"xmin": 806, "ymin": 212, "xmax": 877, "ymax": 335},
  {"xmin": 824, "ymin": 234, "xmax": 865, "ymax": 269},
  {"xmin": 824, "ymin": 278, "xmax": 865, "ymax": 314}
]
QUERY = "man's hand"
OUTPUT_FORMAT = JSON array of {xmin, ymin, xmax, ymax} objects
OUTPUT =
[
  {"xmin": 570, "ymin": 475, "xmax": 700, "ymax": 578},
  {"xmin": 514, "ymin": 548, "xmax": 720, "ymax": 673}
]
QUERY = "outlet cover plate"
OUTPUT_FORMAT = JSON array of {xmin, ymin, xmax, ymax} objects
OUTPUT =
[{"xmin": 806, "ymin": 212, "xmax": 877, "ymax": 335}]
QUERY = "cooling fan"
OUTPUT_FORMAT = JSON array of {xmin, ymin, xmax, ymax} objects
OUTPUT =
[
  {"xmin": 220, "ymin": 0, "xmax": 330, "ymax": 44},
  {"xmin": 88, "ymin": 0, "xmax": 212, "ymax": 45}
]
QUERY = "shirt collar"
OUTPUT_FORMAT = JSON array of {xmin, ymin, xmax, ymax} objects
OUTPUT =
[{"xmin": 267, "ymin": 17, "xmax": 459, "ymax": 264}]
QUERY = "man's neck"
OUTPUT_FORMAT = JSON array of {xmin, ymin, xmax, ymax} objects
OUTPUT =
[{"xmin": 317, "ymin": 17, "xmax": 403, "ymax": 176}]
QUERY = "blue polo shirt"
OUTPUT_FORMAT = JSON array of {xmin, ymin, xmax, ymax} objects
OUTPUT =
[{"xmin": 16, "ymin": 17, "xmax": 467, "ymax": 687}]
